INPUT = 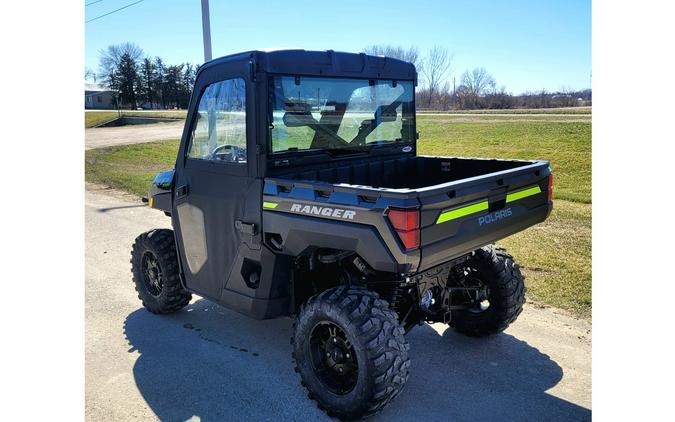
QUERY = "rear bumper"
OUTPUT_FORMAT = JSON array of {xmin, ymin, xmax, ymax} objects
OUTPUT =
[{"xmin": 418, "ymin": 201, "xmax": 552, "ymax": 272}]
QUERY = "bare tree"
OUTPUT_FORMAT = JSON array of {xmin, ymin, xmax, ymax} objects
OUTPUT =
[
  {"xmin": 362, "ymin": 45, "xmax": 420, "ymax": 67},
  {"xmin": 538, "ymin": 89, "xmax": 550, "ymax": 108},
  {"xmin": 455, "ymin": 67, "xmax": 496, "ymax": 109},
  {"xmin": 98, "ymin": 42, "xmax": 144, "ymax": 81},
  {"xmin": 85, "ymin": 67, "xmax": 96, "ymax": 83},
  {"xmin": 484, "ymin": 85, "xmax": 513, "ymax": 109},
  {"xmin": 420, "ymin": 46, "xmax": 452, "ymax": 107},
  {"xmin": 460, "ymin": 67, "xmax": 496, "ymax": 97}
]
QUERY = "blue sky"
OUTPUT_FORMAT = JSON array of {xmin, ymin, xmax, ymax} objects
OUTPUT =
[{"xmin": 85, "ymin": 0, "xmax": 591, "ymax": 94}]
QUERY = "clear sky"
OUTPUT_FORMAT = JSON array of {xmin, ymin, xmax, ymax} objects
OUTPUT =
[{"xmin": 85, "ymin": 0, "xmax": 591, "ymax": 94}]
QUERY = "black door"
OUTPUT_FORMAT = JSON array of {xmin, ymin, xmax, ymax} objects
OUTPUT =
[{"xmin": 172, "ymin": 66, "xmax": 261, "ymax": 301}]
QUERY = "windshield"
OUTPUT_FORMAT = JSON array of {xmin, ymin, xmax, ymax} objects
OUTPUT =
[{"xmin": 270, "ymin": 76, "xmax": 415, "ymax": 154}]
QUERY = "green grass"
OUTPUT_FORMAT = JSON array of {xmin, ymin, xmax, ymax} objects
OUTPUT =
[
  {"xmin": 85, "ymin": 140, "xmax": 179, "ymax": 195},
  {"xmin": 417, "ymin": 117, "xmax": 591, "ymax": 203},
  {"xmin": 500, "ymin": 200, "xmax": 591, "ymax": 317},
  {"xmin": 415, "ymin": 116, "xmax": 592, "ymax": 317},
  {"xmin": 85, "ymin": 110, "xmax": 187, "ymax": 128},
  {"xmin": 420, "ymin": 114, "xmax": 591, "ymax": 122},
  {"xmin": 85, "ymin": 107, "xmax": 590, "ymax": 128},
  {"xmin": 85, "ymin": 114, "xmax": 591, "ymax": 318},
  {"xmin": 85, "ymin": 112, "xmax": 119, "ymax": 128},
  {"xmin": 418, "ymin": 106, "xmax": 592, "ymax": 115}
]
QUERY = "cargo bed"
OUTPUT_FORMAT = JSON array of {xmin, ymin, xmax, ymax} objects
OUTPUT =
[
  {"xmin": 268, "ymin": 155, "xmax": 534, "ymax": 191},
  {"xmin": 264, "ymin": 154, "xmax": 552, "ymax": 272}
]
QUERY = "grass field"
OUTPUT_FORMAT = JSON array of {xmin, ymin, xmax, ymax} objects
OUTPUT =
[
  {"xmin": 421, "ymin": 118, "xmax": 591, "ymax": 203},
  {"xmin": 86, "ymin": 107, "xmax": 590, "ymax": 128},
  {"xmin": 85, "ymin": 110, "xmax": 188, "ymax": 128},
  {"xmin": 418, "ymin": 106, "xmax": 592, "ymax": 115},
  {"xmin": 85, "ymin": 114, "xmax": 591, "ymax": 318}
]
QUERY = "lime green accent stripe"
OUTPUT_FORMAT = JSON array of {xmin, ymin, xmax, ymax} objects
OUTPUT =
[
  {"xmin": 506, "ymin": 186, "xmax": 542, "ymax": 203},
  {"xmin": 263, "ymin": 201, "xmax": 279, "ymax": 209},
  {"xmin": 436, "ymin": 201, "xmax": 489, "ymax": 224}
]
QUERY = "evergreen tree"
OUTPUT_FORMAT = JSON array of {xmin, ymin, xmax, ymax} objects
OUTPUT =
[
  {"xmin": 153, "ymin": 56, "xmax": 166, "ymax": 108},
  {"xmin": 181, "ymin": 63, "xmax": 197, "ymax": 108},
  {"xmin": 164, "ymin": 64, "xmax": 184, "ymax": 109},
  {"xmin": 139, "ymin": 58, "xmax": 156, "ymax": 108},
  {"xmin": 116, "ymin": 53, "xmax": 140, "ymax": 109},
  {"xmin": 99, "ymin": 43, "xmax": 143, "ymax": 94}
]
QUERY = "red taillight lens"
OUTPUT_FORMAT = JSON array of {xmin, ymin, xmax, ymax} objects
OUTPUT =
[
  {"xmin": 388, "ymin": 207, "xmax": 419, "ymax": 231},
  {"xmin": 387, "ymin": 207, "xmax": 420, "ymax": 250},
  {"xmin": 547, "ymin": 173, "xmax": 554, "ymax": 202}
]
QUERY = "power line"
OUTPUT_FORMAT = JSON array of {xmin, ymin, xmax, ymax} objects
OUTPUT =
[
  {"xmin": 85, "ymin": 0, "xmax": 144, "ymax": 23},
  {"xmin": 85, "ymin": 0, "xmax": 105, "ymax": 6}
]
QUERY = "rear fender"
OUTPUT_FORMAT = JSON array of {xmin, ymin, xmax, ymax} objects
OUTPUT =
[{"xmin": 262, "ymin": 211, "xmax": 410, "ymax": 274}]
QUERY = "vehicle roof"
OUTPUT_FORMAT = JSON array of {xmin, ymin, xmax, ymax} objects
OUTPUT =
[{"xmin": 197, "ymin": 49, "xmax": 417, "ymax": 82}]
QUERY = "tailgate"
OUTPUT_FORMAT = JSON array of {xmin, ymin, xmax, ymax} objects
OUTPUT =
[{"xmin": 417, "ymin": 160, "xmax": 552, "ymax": 271}]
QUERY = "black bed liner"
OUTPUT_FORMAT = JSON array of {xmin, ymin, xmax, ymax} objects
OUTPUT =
[{"xmin": 269, "ymin": 155, "xmax": 532, "ymax": 190}]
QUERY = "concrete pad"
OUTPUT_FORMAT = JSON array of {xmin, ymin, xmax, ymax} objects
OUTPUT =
[{"xmin": 85, "ymin": 185, "xmax": 591, "ymax": 421}]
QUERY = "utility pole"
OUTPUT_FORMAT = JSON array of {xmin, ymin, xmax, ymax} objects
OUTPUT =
[
  {"xmin": 201, "ymin": 0, "xmax": 212, "ymax": 62},
  {"xmin": 452, "ymin": 77, "xmax": 456, "ymax": 109},
  {"xmin": 201, "ymin": 0, "xmax": 215, "ymax": 153}
]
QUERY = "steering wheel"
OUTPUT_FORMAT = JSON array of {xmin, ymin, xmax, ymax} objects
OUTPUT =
[{"xmin": 210, "ymin": 144, "xmax": 246, "ymax": 162}]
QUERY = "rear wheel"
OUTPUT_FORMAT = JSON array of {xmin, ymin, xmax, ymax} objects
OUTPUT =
[
  {"xmin": 450, "ymin": 245, "xmax": 525, "ymax": 337},
  {"xmin": 292, "ymin": 286, "xmax": 410, "ymax": 420},
  {"xmin": 130, "ymin": 229, "xmax": 191, "ymax": 314}
]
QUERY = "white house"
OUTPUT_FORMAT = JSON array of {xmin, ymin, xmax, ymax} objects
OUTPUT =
[{"xmin": 85, "ymin": 83, "xmax": 116, "ymax": 110}]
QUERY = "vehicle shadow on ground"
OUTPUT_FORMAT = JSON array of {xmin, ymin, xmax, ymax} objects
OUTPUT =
[
  {"xmin": 124, "ymin": 299, "xmax": 591, "ymax": 422},
  {"xmin": 97, "ymin": 204, "xmax": 147, "ymax": 213}
]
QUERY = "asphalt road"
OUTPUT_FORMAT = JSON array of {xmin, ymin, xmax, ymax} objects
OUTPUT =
[{"xmin": 85, "ymin": 184, "xmax": 591, "ymax": 421}]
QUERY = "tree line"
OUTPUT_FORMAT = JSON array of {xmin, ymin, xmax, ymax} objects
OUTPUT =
[
  {"xmin": 87, "ymin": 42, "xmax": 198, "ymax": 110},
  {"xmin": 86, "ymin": 43, "xmax": 591, "ymax": 111},
  {"xmin": 363, "ymin": 44, "xmax": 591, "ymax": 110}
]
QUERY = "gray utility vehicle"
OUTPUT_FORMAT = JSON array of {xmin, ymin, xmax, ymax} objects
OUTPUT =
[{"xmin": 131, "ymin": 50, "xmax": 553, "ymax": 420}]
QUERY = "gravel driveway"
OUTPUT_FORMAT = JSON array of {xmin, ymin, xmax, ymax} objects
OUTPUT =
[{"xmin": 85, "ymin": 121, "xmax": 184, "ymax": 150}]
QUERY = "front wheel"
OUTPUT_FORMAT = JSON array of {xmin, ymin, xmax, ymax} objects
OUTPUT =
[
  {"xmin": 292, "ymin": 286, "xmax": 410, "ymax": 420},
  {"xmin": 450, "ymin": 245, "xmax": 526, "ymax": 337},
  {"xmin": 130, "ymin": 229, "xmax": 191, "ymax": 314}
]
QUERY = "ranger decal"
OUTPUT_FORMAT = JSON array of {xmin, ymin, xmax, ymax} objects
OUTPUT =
[{"xmin": 290, "ymin": 204, "xmax": 356, "ymax": 220}]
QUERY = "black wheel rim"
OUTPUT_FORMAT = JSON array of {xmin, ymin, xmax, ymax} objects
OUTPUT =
[
  {"xmin": 141, "ymin": 251, "xmax": 163, "ymax": 296},
  {"xmin": 309, "ymin": 321, "xmax": 358, "ymax": 395}
]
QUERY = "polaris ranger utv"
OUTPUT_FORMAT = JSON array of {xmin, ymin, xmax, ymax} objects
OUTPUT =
[{"xmin": 131, "ymin": 50, "xmax": 553, "ymax": 420}]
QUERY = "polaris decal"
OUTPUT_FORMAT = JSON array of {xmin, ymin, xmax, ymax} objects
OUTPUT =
[
  {"xmin": 290, "ymin": 204, "xmax": 356, "ymax": 220},
  {"xmin": 478, "ymin": 208, "xmax": 512, "ymax": 226}
]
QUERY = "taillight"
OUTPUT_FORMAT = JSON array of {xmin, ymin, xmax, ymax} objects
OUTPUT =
[
  {"xmin": 547, "ymin": 173, "xmax": 554, "ymax": 202},
  {"xmin": 387, "ymin": 207, "xmax": 420, "ymax": 250}
]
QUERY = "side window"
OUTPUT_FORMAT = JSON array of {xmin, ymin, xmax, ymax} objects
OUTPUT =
[{"xmin": 188, "ymin": 78, "xmax": 246, "ymax": 163}]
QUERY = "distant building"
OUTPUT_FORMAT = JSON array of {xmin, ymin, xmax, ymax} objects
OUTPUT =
[{"xmin": 85, "ymin": 83, "xmax": 116, "ymax": 109}]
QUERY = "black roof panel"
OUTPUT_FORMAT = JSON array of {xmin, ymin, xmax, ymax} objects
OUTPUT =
[{"xmin": 198, "ymin": 49, "xmax": 417, "ymax": 81}]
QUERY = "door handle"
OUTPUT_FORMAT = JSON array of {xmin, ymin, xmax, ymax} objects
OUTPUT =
[
  {"xmin": 235, "ymin": 220, "xmax": 257, "ymax": 235},
  {"xmin": 175, "ymin": 184, "xmax": 189, "ymax": 199},
  {"xmin": 235, "ymin": 220, "xmax": 260, "ymax": 250}
]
